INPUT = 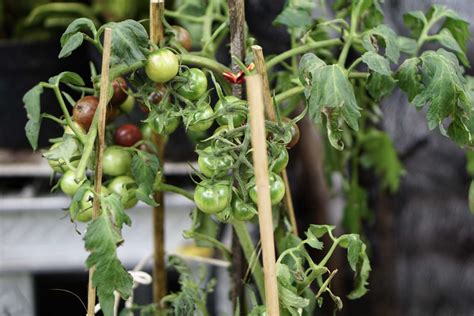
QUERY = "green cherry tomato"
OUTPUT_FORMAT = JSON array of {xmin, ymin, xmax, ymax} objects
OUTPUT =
[
  {"xmin": 271, "ymin": 147, "xmax": 289, "ymax": 173},
  {"xmin": 214, "ymin": 96, "xmax": 246, "ymax": 126},
  {"xmin": 70, "ymin": 187, "xmax": 110, "ymax": 222},
  {"xmin": 215, "ymin": 205, "xmax": 233, "ymax": 223},
  {"xmin": 249, "ymin": 173, "xmax": 285, "ymax": 206},
  {"xmin": 119, "ymin": 94, "xmax": 135, "ymax": 114},
  {"xmin": 186, "ymin": 103, "xmax": 214, "ymax": 132},
  {"xmin": 198, "ymin": 146, "xmax": 233, "ymax": 178},
  {"xmin": 103, "ymin": 146, "xmax": 132, "ymax": 176},
  {"xmin": 194, "ymin": 181, "xmax": 231, "ymax": 214},
  {"xmin": 151, "ymin": 113, "xmax": 180, "ymax": 135},
  {"xmin": 177, "ymin": 68, "xmax": 208, "ymax": 100},
  {"xmin": 140, "ymin": 123, "xmax": 153, "ymax": 141},
  {"xmin": 232, "ymin": 198, "xmax": 256, "ymax": 221},
  {"xmin": 60, "ymin": 170, "xmax": 86, "ymax": 196},
  {"xmin": 108, "ymin": 176, "xmax": 138, "ymax": 209},
  {"xmin": 145, "ymin": 49, "xmax": 179, "ymax": 83}
]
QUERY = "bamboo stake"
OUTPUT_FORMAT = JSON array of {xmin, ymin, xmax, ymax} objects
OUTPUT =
[
  {"xmin": 251, "ymin": 45, "xmax": 298, "ymax": 236},
  {"xmin": 227, "ymin": 0, "xmax": 246, "ymax": 310},
  {"xmin": 246, "ymin": 74, "xmax": 280, "ymax": 316},
  {"xmin": 149, "ymin": 0, "xmax": 168, "ymax": 305},
  {"xmin": 87, "ymin": 27, "xmax": 113, "ymax": 316}
]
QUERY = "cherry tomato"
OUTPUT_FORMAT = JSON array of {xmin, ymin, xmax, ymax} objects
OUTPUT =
[
  {"xmin": 249, "ymin": 173, "xmax": 285, "ymax": 206},
  {"xmin": 47, "ymin": 142, "xmax": 80, "ymax": 173},
  {"xmin": 108, "ymin": 176, "xmax": 138, "ymax": 209},
  {"xmin": 214, "ymin": 96, "xmax": 246, "ymax": 126},
  {"xmin": 232, "ymin": 198, "xmax": 256, "ymax": 221},
  {"xmin": 140, "ymin": 123, "xmax": 153, "ymax": 141},
  {"xmin": 172, "ymin": 25, "xmax": 192, "ymax": 51},
  {"xmin": 103, "ymin": 146, "xmax": 132, "ymax": 176},
  {"xmin": 60, "ymin": 170, "xmax": 86, "ymax": 196},
  {"xmin": 145, "ymin": 49, "xmax": 179, "ymax": 83},
  {"xmin": 283, "ymin": 118, "xmax": 300, "ymax": 149},
  {"xmin": 73, "ymin": 96, "xmax": 99, "ymax": 130},
  {"xmin": 186, "ymin": 103, "xmax": 214, "ymax": 132},
  {"xmin": 119, "ymin": 94, "xmax": 135, "ymax": 114},
  {"xmin": 151, "ymin": 113, "xmax": 180, "ymax": 135},
  {"xmin": 114, "ymin": 124, "xmax": 142, "ymax": 147},
  {"xmin": 215, "ymin": 205, "xmax": 232, "ymax": 223},
  {"xmin": 177, "ymin": 68, "xmax": 208, "ymax": 101},
  {"xmin": 70, "ymin": 187, "xmax": 110, "ymax": 222},
  {"xmin": 271, "ymin": 147, "xmax": 289, "ymax": 173},
  {"xmin": 194, "ymin": 181, "xmax": 231, "ymax": 214},
  {"xmin": 110, "ymin": 76, "xmax": 128, "ymax": 106},
  {"xmin": 63, "ymin": 121, "xmax": 85, "ymax": 136},
  {"xmin": 198, "ymin": 146, "xmax": 233, "ymax": 178}
]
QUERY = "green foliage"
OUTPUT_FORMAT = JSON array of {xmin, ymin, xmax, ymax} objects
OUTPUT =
[
  {"xmin": 273, "ymin": 0, "xmax": 315, "ymax": 37},
  {"xmin": 23, "ymin": 85, "xmax": 44, "ymax": 150},
  {"xmin": 131, "ymin": 150, "xmax": 160, "ymax": 206},
  {"xmin": 84, "ymin": 193, "xmax": 133, "ymax": 316}
]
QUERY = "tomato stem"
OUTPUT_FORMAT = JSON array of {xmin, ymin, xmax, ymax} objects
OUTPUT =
[{"xmin": 156, "ymin": 182, "xmax": 194, "ymax": 201}]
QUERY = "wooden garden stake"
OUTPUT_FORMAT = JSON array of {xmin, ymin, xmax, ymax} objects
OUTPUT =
[
  {"xmin": 251, "ymin": 45, "xmax": 299, "ymax": 236},
  {"xmin": 227, "ymin": 0, "xmax": 246, "ymax": 310},
  {"xmin": 87, "ymin": 27, "xmax": 112, "ymax": 316},
  {"xmin": 149, "ymin": 0, "xmax": 168, "ymax": 305},
  {"xmin": 246, "ymin": 74, "xmax": 280, "ymax": 316}
]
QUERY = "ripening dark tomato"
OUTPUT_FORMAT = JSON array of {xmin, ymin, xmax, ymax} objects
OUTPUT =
[
  {"xmin": 145, "ymin": 49, "xmax": 179, "ymax": 83},
  {"xmin": 108, "ymin": 176, "xmax": 138, "ymax": 209},
  {"xmin": 194, "ymin": 181, "xmax": 231, "ymax": 214},
  {"xmin": 186, "ymin": 103, "xmax": 214, "ymax": 132},
  {"xmin": 114, "ymin": 124, "xmax": 143, "ymax": 147},
  {"xmin": 214, "ymin": 96, "xmax": 246, "ymax": 126},
  {"xmin": 172, "ymin": 25, "xmax": 192, "ymax": 51},
  {"xmin": 271, "ymin": 147, "xmax": 289, "ymax": 173},
  {"xmin": 73, "ymin": 96, "xmax": 99, "ymax": 130},
  {"xmin": 249, "ymin": 173, "xmax": 285, "ymax": 206},
  {"xmin": 110, "ymin": 76, "xmax": 128, "ymax": 106},
  {"xmin": 283, "ymin": 118, "xmax": 300, "ymax": 149},
  {"xmin": 140, "ymin": 84, "xmax": 168, "ymax": 113},
  {"xmin": 60, "ymin": 170, "xmax": 86, "ymax": 196},
  {"xmin": 103, "ymin": 146, "xmax": 132, "ymax": 176},
  {"xmin": 198, "ymin": 146, "xmax": 233, "ymax": 178},
  {"xmin": 177, "ymin": 68, "xmax": 208, "ymax": 101},
  {"xmin": 232, "ymin": 198, "xmax": 256, "ymax": 221}
]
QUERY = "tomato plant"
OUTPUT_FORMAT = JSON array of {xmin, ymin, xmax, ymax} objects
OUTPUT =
[{"xmin": 22, "ymin": 1, "xmax": 474, "ymax": 315}]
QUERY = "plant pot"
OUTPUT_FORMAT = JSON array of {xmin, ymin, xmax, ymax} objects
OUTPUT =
[{"xmin": 0, "ymin": 38, "xmax": 90, "ymax": 149}]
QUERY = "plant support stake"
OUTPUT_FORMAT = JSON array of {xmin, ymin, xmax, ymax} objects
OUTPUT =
[
  {"xmin": 251, "ymin": 45, "xmax": 298, "ymax": 236},
  {"xmin": 87, "ymin": 27, "xmax": 112, "ymax": 316},
  {"xmin": 246, "ymin": 74, "xmax": 280, "ymax": 316},
  {"xmin": 150, "ymin": 0, "xmax": 168, "ymax": 306}
]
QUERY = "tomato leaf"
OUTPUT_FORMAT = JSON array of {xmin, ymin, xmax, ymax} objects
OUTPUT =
[
  {"xmin": 434, "ymin": 28, "xmax": 469, "ymax": 67},
  {"xmin": 395, "ymin": 57, "xmax": 423, "ymax": 101},
  {"xmin": 398, "ymin": 36, "xmax": 417, "ymax": 55},
  {"xmin": 43, "ymin": 135, "xmax": 79, "ymax": 164},
  {"xmin": 48, "ymin": 71, "xmax": 85, "ymax": 87},
  {"xmin": 305, "ymin": 224, "xmax": 335, "ymax": 249},
  {"xmin": 366, "ymin": 72, "xmax": 396, "ymax": 101},
  {"xmin": 273, "ymin": 0, "xmax": 315, "ymax": 37},
  {"xmin": 361, "ymin": 51, "xmax": 391, "ymax": 76},
  {"xmin": 403, "ymin": 10, "xmax": 426, "ymax": 38},
  {"xmin": 131, "ymin": 150, "xmax": 159, "ymax": 206},
  {"xmin": 59, "ymin": 33, "xmax": 84, "ymax": 59},
  {"xmin": 61, "ymin": 17, "xmax": 96, "ymax": 45},
  {"xmin": 359, "ymin": 129, "xmax": 405, "ymax": 192},
  {"xmin": 84, "ymin": 197, "xmax": 133, "ymax": 316},
  {"xmin": 101, "ymin": 20, "xmax": 149, "ymax": 66},
  {"xmin": 23, "ymin": 84, "xmax": 44, "ymax": 150},
  {"xmin": 362, "ymin": 24, "xmax": 400, "ymax": 63}
]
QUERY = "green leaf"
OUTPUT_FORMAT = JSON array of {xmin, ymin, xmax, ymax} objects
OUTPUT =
[
  {"xmin": 361, "ymin": 52, "xmax": 391, "ymax": 76},
  {"xmin": 366, "ymin": 72, "xmax": 396, "ymax": 101},
  {"xmin": 23, "ymin": 85, "xmax": 44, "ymax": 150},
  {"xmin": 469, "ymin": 180, "xmax": 474, "ymax": 214},
  {"xmin": 273, "ymin": 0, "xmax": 315, "ymax": 36},
  {"xmin": 443, "ymin": 12, "xmax": 470, "ymax": 53},
  {"xmin": 43, "ymin": 135, "xmax": 79, "ymax": 164},
  {"xmin": 59, "ymin": 32, "xmax": 84, "ymax": 59},
  {"xmin": 48, "ymin": 71, "xmax": 85, "ymax": 86},
  {"xmin": 413, "ymin": 49, "xmax": 471, "ymax": 130},
  {"xmin": 305, "ymin": 224, "xmax": 335, "ymax": 249},
  {"xmin": 298, "ymin": 53, "xmax": 326, "ymax": 88},
  {"xmin": 398, "ymin": 36, "xmax": 417, "ymax": 55},
  {"xmin": 84, "ymin": 214, "xmax": 133, "ymax": 316},
  {"xmin": 131, "ymin": 150, "xmax": 160, "ymax": 192},
  {"xmin": 102, "ymin": 194, "xmax": 131, "ymax": 229},
  {"xmin": 403, "ymin": 10, "xmax": 426, "ymax": 38},
  {"xmin": 359, "ymin": 129, "xmax": 405, "ymax": 192},
  {"xmin": 435, "ymin": 29, "xmax": 469, "ymax": 67},
  {"xmin": 362, "ymin": 24, "xmax": 400, "ymax": 63},
  {"xmin": 396, "ymin": 57, "xmax": 423, "ymax": 101},
  {"xmin": 60, "ymin": 17, "xmax": 96, "ymax": 46},
  {"xmin": 102, "ymin": 20, "xmax": 149, "ymax": 66},
  {"xmin": 278, "ymin": 281, "xmax": 310, "ymax": 315}
]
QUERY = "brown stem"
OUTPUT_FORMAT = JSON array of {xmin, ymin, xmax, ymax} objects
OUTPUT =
[
  {"xmin": 150, "ymin": 0, "xmax": 168, "ymax": 306},
  {"xmin": 251, "ymin": 45, "xmax": 298, "ymax": 236},
  {"xmin": 228, "ymin": 0, "xmax": 247, "ymax": 311},
  {"xmin": 87, "ymin": 27, "xmax": 112, "ymax": 316}
]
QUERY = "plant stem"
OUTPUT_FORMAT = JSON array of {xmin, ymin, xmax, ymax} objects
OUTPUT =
[
  {"xmin": 347, "ymin": 56, "xmax": 363, "ymax": 74},
  {"xmin": 338, "ymin": 0, "xmax": 363, "ymax": 67},
  {"xmin": 157, "ymin": 183, "xmax": 194, "ymax": 201},
  {"xmin": 232, "ymin": 221, "xmax": 266, "ymax": 301},
  {"xmin": 349, "ymin": 71, "xmax": 369, "ymax": 79},
  {"xmin": 318, "ymin": 237, "xmax": 341, "ymax": 267},
  {"xmin": 74, "ymin": 109, "xmax": 100, "ymax": 182},
  {"xmin": 52, "ymin": 86, "xmax": 87, "ymax": 144},
  {"xmin": 266, "ymin": 38, "xmax": 342, "ymax": 69},
  {"xmin": 416, "ymin": 17, "xmax": 440, "ymax": 54},
  {"xmin": 181, "ymin": 53, "xmax": 231, "ymax": 74}
]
